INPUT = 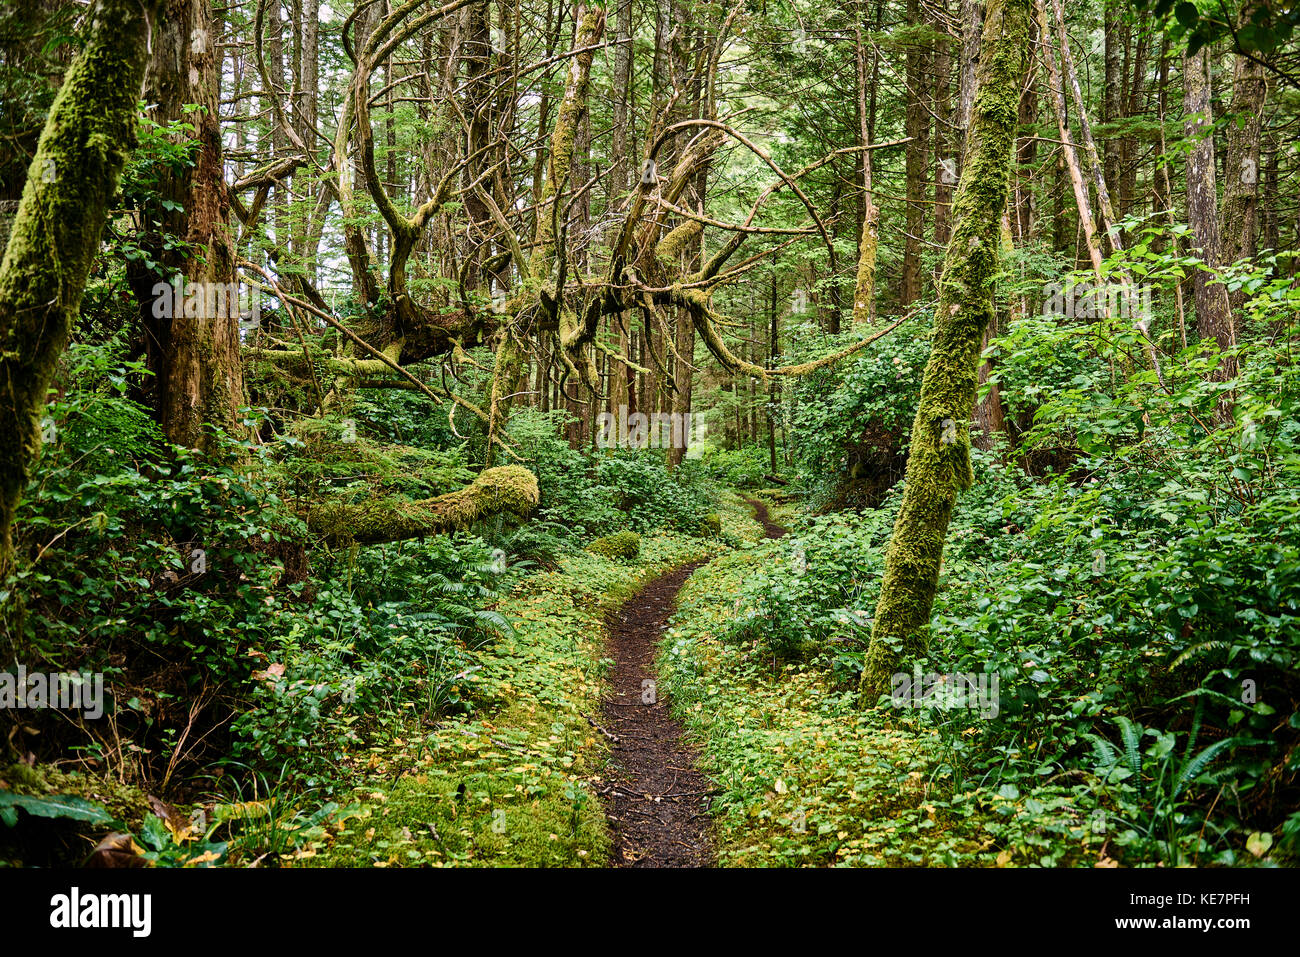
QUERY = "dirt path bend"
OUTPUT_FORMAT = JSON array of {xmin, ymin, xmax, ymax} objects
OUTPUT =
[
  {"xmin": 743, "ymin": 495, "xmax": 788, "ymax": 539},
  {"xmin": 601, "ymin": 560, "xmax": 713, "ymax": 867}
]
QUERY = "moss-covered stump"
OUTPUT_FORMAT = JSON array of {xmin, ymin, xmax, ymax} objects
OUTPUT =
[
  {"xmin": 0, "ymin": 763, "xmax": 153, "ymax": 867},
  {"xmin": 587, "ymin": 531, "xmax": 641, "ymax": 560}
]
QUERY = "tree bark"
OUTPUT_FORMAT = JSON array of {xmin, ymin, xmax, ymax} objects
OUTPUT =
[
  {"xmin": 1039, "ymin": 0, "xmax": 1103, "ymax": 279},
  {"xmin": 1221, "ymin": 33, "xmax": 1266, "ymax": 271},
  {"xmin": 901, "ymin": 0, "xmax": 930, "ymax": 308},
  {"xmin": 130, "ymin": 0, "xmax": 247, "ymax": 452},
  {"xmin": 1183, "ymin": 46, "xmax": 1237, "ymax": 386},
  {"xmin": 932, "ymin": 2, "xmax": 953, "ymax": 251},
  {"xmin": 851, "ymin": 7, "xmax": 879, "ymax": 325}
]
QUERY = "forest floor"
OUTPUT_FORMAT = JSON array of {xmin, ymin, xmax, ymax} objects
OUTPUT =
[
  {"xmin": 743, "ymin": 495, "xmax": 788, "ymax": 539},
  {"xmin": 288, "ymin": 496, "xmax": 766, "ymax": 867},
  {"xmin": 653, "ymin": 491, "xmax": 1099, "ymax": 867},
  {"xmin": 3, "ymin": 490, "xmax": 1049, "ymax": 868}
]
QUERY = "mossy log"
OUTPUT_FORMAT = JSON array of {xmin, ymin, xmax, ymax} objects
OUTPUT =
[
  {"xmin": 304, "ymin": 466, "xmax": 540, "ymax": 546},
  {"xmin": 859, "ymin": 0, "xmax": 1030, "ymax": 702}
]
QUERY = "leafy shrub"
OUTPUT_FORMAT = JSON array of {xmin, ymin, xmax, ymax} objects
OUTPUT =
[
  {"xmin": 780, "ymin": 315, "xmax": 931, "ymax": 509},
  {"xmin": 5, "ymin": 343, "xmax": 519, "ymax": 792},
  {"xmin": 742, "ymin": 269, "xmax": 1300, "ymax": 862},
  {"xmin": 727, "ymin": 511, "xmax": 889, "ymax": 670},
  {"xmin": 506, "ymin": 409, "xmax": 715, "ymax": 538},
  {"xmin": 595, "ymin": 451, "xmax": 713, "ymax": 532},
  {"xmin": 698, "ymin": 445, "xmax": 769, "ymax": 487}
]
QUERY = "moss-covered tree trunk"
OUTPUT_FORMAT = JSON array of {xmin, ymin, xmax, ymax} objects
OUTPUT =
[
  {"xmin": 304, "ymin": 465, "xmax": 539, "ymax": 546},
  {"xmin": 0, "ymin": 0, "xmax": 156, "ymax": 570},
  {"xmin": 851, "ymin": 12, "xmax": 879, "ymax": 326},
  {"xmin": 859, "ymin": 0, "xmax": 1029, "ymax": 701}
]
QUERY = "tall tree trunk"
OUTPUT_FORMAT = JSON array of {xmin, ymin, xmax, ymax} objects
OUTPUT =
[
  {"xmin": 1103, "ymin": 5, "xmax": 1124, "ymax": 219},
  {"xmin": 130, "ymin": 0, "xmax": 246, "ymax": 452},
  {"xmin": 957, "ymin": 0, "xmax": 984, "ymax": 149},
  {"xmin": 606, "ymin": 0, "xmax": 634, "ymax": 424},
  {"xmin": 1221, "ymin": 32, "xmax": 1266, "ymax": 271},
  {"xmin": 852, "ymin": 2, "xmax": 881, "ymax": 325},
  {"xmin": 1119, "ymin": 28, "xmax": 1147, "ymax": 225},
  {"xmin": 932, "ymin": 0, "xmax": 953, "ymax": 250},
  {"xmin": 1050, "ymin": 0, "xmax": 1121, "ymax": 255},
  {"xmin": 1183, "ymin": 46, "xmax": 1237, "ymax": 386},
  {"xmin": 0, "ymin": 0, "xmax": 156, "ymax": 568},
  {"xmin": 901, "ymin": 0, "xmax": 930, "ymax": 308},
  {"xmin": 462, "ymin": 0, "xmax": 494, "ymax": 290},
  {"xmin": 1038, "ymin": 0, "xmax": 1103, "ymax": 278},
  {"xmin": 860, "ymin": 0, "xmax": 1030, "ymax": 700},
  {"xmin": 768, "ymin": 273, "xmax": 780, "ymax": 471}
]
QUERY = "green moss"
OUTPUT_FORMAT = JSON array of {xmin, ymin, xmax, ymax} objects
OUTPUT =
[
  {"xmin": 656, "ymin": 220, "xmax": 703, "ymax": 268},
  {"xmin": 1, "ymin": 762, "xmax": 153, "ymax": 838},
  {"xmin": 852, "ymin": 207, "xmax": 879, "ymax": 325},
  {"xmin": 699, "ymin": 512, "xmax": 722, "ymax": 538},
  {"xmin": 305, "ymin": 465, "xmax": 540, "ymax": 545},
  {"xmin": 486, "ymin": 332, "xmax": 526, "ymax": 464},
  {"xmin": 587, "ymin": 531, "xmax": 641, "ymax": 560}
]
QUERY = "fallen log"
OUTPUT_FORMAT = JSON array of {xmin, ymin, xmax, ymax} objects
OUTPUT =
[{"xmin": 304, "ymin": 465, "xmax": 539, "ymax": 546}]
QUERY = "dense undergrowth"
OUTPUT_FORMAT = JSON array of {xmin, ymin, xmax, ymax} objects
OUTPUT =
[
  {"xmin": 669, "ymin": 262, "xmax": 1300, "ymax": 866},
  {"xmin": 0, "ymin": 338, "xmax": 729, "ymax": 866},
  {"xmin": 4, "ymin": 240, "xmax": 1298, "ymax": 870}
]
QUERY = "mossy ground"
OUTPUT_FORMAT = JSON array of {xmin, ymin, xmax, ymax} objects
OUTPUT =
[
  {"xmin": 716, "ymin": 490, "xmax": 768, "ymax": 543},
  {"xmin": 296, "ymin": 531, "xmax": 719, "ymax": 867},
  {"xmin": 586, "ymin": 530, "xmax": 641, "ymax": 560}
]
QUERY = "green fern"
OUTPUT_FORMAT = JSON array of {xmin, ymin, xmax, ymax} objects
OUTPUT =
[{"xmin": 1115, "ymin": 715, "xmax": 1144, "ymax": 780}]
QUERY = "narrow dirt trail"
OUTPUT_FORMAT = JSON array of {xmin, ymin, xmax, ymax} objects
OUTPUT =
[
  {"xmin": 602, "ymin": 560, "xmax": 713, "ymax": 867},
  {"xmin": 743, "ymin": 495, "xmax": 788, "ymax": 540},
  {"xmin": 601, "ymin": 497, "xmax": 787, "ymax": 867}
]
